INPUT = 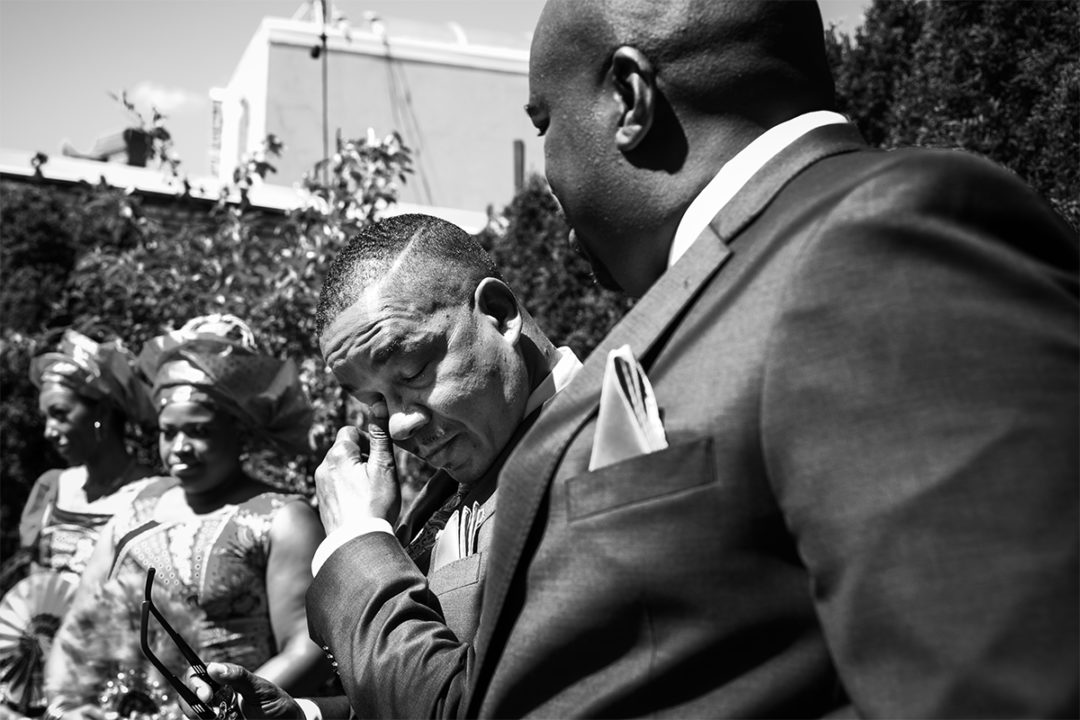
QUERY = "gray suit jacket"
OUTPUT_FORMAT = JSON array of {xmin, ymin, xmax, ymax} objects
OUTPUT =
[
  {"xmin": 308, "ymin": 472, "xmax": 494, "ymax": 720},
  {"xmin": 311, "ymin": 124, "xmax": 1079, "ymax": 718}
]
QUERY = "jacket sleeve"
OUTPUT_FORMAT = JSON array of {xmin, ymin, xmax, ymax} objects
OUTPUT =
[
  {"xmin": 763, "ymin": 150, "xmax": 1078, "ymax": 717},
  {"xmin": 306, "ymin": 532, "xmax": 474, "ymax": 719}
]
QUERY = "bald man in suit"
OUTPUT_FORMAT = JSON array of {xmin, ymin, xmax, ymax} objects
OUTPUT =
[{"xmin": 306, "ymin": 1, "xmax": 1078, "ymax": 717}]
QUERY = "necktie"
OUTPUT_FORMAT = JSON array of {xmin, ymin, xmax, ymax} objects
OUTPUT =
[
  {"xmin": 404, "ymin": 488, "xmax": 467, "ymax": 573},
  {"xmin": 402, "ymin": 404, "xmax": 546, "ymax": 573}
]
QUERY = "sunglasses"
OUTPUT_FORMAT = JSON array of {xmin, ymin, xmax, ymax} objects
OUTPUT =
[{"xmin": 139, "ymin": 567, "xmax": 243, "ymax": 720}]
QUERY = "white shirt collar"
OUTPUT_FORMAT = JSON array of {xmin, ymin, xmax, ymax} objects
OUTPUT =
[
  {"xmin": 524, "ymin": 346, "xmax": 582, "ymax": 416},
  {"xmin": 667, "ymin": 110, "xmax": 849, "ymax": 268}
]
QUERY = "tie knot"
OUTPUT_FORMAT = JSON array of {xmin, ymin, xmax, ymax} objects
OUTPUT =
[
  {"xmin": 404, "ymin": 486, "xmax": 468, "ymax": 571},
  {"xmin": 429, "ymin": 488, "xmax": 468, "ymax": 532}
]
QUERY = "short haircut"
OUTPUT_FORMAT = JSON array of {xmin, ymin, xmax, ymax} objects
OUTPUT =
[{"xmin": 316, "ymin": 213, "xmax": 503, "ymax": 338}]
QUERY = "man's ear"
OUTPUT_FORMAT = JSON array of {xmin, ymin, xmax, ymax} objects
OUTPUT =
[
  {"xmin": 611, "ymin": 46, "xmax": 655, "ymax": 152},
  {"xmin": 474, "ymin": 277, "xmax": 523, "ymax": 346}
]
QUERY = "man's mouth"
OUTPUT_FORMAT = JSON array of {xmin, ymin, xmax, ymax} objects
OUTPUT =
[{"xmin": 420, "ymin": 433, "xmax": 457, "ymax": 462}]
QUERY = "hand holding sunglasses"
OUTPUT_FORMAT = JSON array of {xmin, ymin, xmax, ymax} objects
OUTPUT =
[{"xmin": 139, "ymin": 567, "xmax": 244, "ymax": 720}]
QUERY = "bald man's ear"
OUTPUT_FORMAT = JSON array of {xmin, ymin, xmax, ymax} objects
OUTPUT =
[
  {"xmin": 474, "ymin": 277, "xmax": 523, "ymax": 346},
  {"xmin": 612, "ymin": 46, "xmax": 655, "ymax": 152}
]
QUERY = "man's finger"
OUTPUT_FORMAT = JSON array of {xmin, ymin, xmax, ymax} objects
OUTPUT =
[
  {"xmin": 206, "ymin": 662, "xmax": 261, "ymax": 702},
  {"xmin": 365, "ymin": 400, "xmax": 395, "ymax": 469},
  {"xmin": 317, "ymin": 426, "xmax": 365, "ymax": 475},
  {"xmin": 184, "ymin": 665, "xmax": 215, "ymax": 704},
  {"xmin": 334, "ymin": 424, "xmax": 364, "ymax": 450}
]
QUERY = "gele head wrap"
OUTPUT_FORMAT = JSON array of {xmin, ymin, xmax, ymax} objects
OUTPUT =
[
  {"xmin": 30, "ymin": 329, "xmax": 156, "ymax": 427},
  {"xmin": 138, "ymin": 314, "xmax": 313, "ymax": 455}
]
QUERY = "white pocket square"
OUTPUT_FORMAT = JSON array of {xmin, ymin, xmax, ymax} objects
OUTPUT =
[{"xmin": 588, "ymin": 344, "xmax": 668, "ymax": 471}]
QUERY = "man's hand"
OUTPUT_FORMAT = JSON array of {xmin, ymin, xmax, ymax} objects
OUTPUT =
[
  {"xmin": 184, "ymin": 663, "xmax": 303, "ymax": 720},
  {"xmin": 314, "ymin": 401, "xmax": 400, "ymax": 533}
]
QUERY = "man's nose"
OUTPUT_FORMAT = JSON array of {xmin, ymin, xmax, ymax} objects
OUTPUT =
[{"xmin": 387, "ymin": 403, "xmax": 428, "ymax": 441}]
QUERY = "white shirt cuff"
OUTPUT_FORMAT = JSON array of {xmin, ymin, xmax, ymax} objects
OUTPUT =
[
  {"xmin": 311, "ymin": 518, "xmax": 394, "ymax": 576},
  {"xmin": 295, "ymin": 698, "xmax": 322, "ymax": 720}
]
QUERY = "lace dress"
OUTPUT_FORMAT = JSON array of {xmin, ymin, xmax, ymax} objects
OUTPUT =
[{"xmin": 104, "ymin": 477, "xmax": 305, "ymax": 669}]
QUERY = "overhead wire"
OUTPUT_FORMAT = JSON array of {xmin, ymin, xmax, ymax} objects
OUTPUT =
[{"xmin": 372, "ymin": 16, "xmax": 435, "ymax": 206}]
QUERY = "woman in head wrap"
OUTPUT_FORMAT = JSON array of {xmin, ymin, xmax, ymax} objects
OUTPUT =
[
  {"xmin": 44, "ymin": 315, "xmax": 328, "ymax": 720},
  {"xmin": 18, "ymin": 329, "xmax": 158, "ymax": 578},
  {"xmin": 0, "ymin": 330, "xmax": 157, "ymax": 717}
]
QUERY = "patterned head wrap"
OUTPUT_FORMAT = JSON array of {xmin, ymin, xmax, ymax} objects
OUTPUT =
[
  {"xmin": 30, "ymin": 329, "xmax": 156, "ymax": 427},
  {"xmin": 138, "ymin": 314, "xmax": 313, "ymax": 455}
]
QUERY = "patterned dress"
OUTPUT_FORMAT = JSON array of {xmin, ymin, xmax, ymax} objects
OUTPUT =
[
  {"xmin": 0, "ymin": 466, "xmax": 152, "ymax": 715},
  {"xmin": 104, "ymin": 477, "xmax": 305, "ymax": 670},
  {"xmin": 19, "ymin": 466, "xmax": 154, "ymax": 578}
]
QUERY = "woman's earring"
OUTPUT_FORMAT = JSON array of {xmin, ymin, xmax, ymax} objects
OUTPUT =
[{"xmin": 93, "ymin": 420, "xmax": 102, "ymax": 443}]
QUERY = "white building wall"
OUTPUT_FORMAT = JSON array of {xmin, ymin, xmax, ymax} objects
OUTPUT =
[{"xmin": 213, "ymin": 14, "xmax": 543, "ymax": 215}]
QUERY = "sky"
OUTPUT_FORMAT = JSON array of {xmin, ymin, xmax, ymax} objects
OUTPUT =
[{"xmin": 0, "ymin": 0, "xmax": 869, "ymax": 179}]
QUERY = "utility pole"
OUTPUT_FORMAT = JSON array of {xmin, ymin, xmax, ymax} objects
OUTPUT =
[{"xmin": 309, "ymin": 0, "xmax": 330, "ymax": 186}]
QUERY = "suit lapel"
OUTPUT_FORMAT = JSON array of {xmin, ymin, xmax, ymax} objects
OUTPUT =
[
  {"xmin": 470, "ymin": 123, "xmax": 868, "ymax": 708},
  {"xmin": 713, "ymin": 122, "xmax": 866, "ymax": 242},
  {"xmin": 466, "ymin": 225, "xmax": 730, "ymax": 708}
]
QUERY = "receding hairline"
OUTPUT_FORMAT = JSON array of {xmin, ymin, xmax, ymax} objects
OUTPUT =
[
  {"xmin": 316, "ymin": 214, "xmax": 501, "ymax": 341},
  {"xmin": 381, "ymin": 239, "xmax": 487, "ymax": 312}
]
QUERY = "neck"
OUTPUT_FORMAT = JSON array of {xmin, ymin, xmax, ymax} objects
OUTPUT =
[
  {"xmin": 622, "ymin": 118, "xmax": 760, "ymax": 296},
  {"xmin": 520, "ymin": 323, "xmax": 562, "ymax": 394},
  {"xmin": 182, "ymin": 469, "xmax": 262, "ymax": 514},
  {"xmin": 83, "ymin": 439, "xmax": 135, "ymax": 500},
  {"xmin": 623, "ymin": 213, "xmax": 684, "ymax": 298}
]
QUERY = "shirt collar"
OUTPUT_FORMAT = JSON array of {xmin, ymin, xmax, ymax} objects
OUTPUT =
[
  {"xmin": 667, "ymin": 110, "xmax": 849, "ymax": 268},
  {"xmin": 524, "ymin": 346, "xmax": 582, "ymax": 416}
]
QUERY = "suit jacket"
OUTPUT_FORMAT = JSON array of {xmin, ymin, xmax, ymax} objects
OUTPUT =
[
  {"xmin": 311, "ymin": 125, "xmax": 1079, "ymax": 718},
  {"xmin": 307, "ymin": 471, "xmax": 492, "ymax": 720},
  {"xmin": 308, "ymin": 412, "xmax": 538, "ymax": 719}
]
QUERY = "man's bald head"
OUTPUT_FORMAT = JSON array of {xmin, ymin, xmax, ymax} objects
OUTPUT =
[
  {"xmin": 526, "ymin": 0, "xmax": 836, "ymax": 296},
  {"xmin": 316, "ymin": 214, "xmax": 503, "ymax": 340},
  {"xmin": 534, "ymin": 0, "xmax": 834, "ymax": 127}
]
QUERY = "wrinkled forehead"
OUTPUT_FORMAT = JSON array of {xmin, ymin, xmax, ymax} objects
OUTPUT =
[{"xmin": 321, "ymin": 282, "xmax": 449, "ymax": 373}]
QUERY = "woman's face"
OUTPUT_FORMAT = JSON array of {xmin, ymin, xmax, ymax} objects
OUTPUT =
[
  {"xmin": 157, "ymin": 400, "xmax": 243, "ymax": 496},
  {"xmin": 39, "ymin": 385, "xmax": 98, "ymax": 465}
]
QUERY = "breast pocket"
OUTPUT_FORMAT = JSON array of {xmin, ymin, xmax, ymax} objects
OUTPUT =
[
  {"xmin": 428, "ymin": 553, "xmax": 485, "ymax": 643},
  {"xmin": 428, "ymin": 552, "xmax": 482, "ymax": 595},
  {"xmin": 566, "ymin": 436, "xmax": 715, "ymax": 522}
]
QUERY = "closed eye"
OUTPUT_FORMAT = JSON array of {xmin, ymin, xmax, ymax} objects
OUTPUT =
[{"xmin": 402, "ymin": 363, "xmax": 429, "ymax": 384}]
